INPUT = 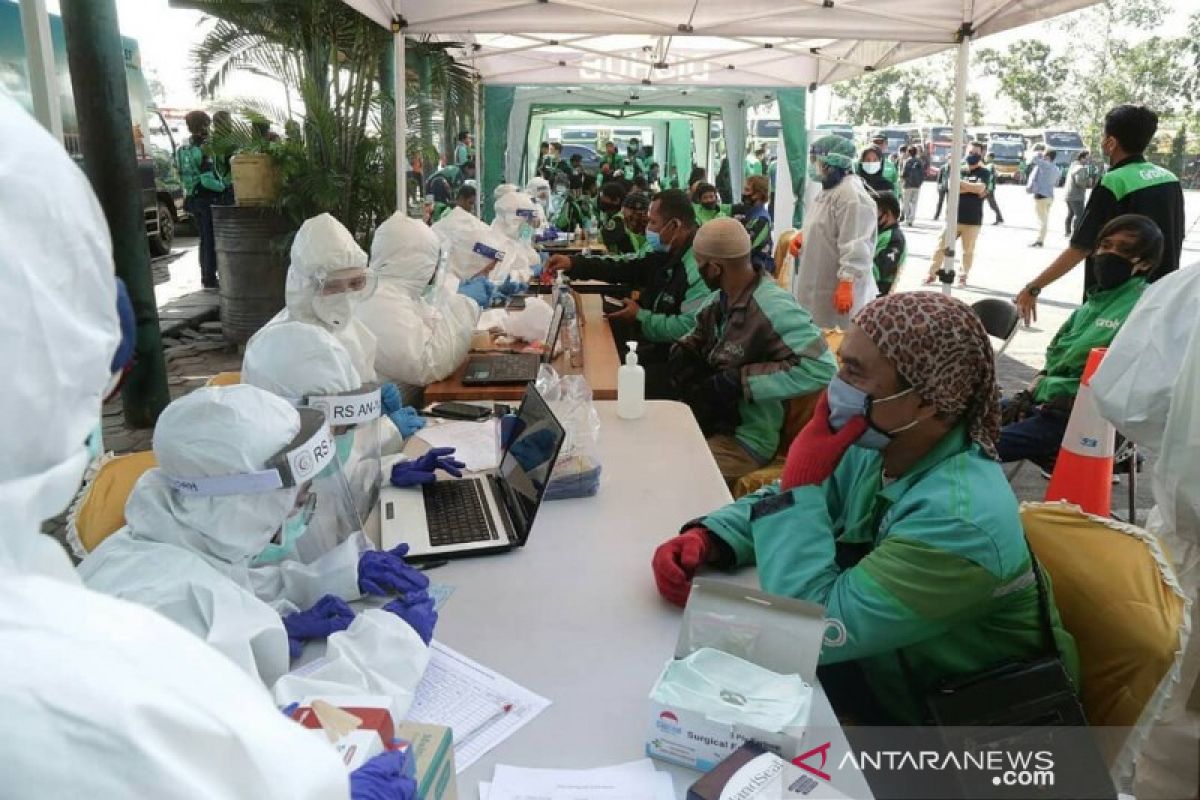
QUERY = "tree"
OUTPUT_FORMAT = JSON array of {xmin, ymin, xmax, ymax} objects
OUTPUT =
[
  {"xmin": 833, "ymin": 67, "xmax": 905, "ymax": 125},
  {"xmin": 975, "ymin": 41, "xmax": 1068, "ymax": 127},
  {"xmin": 1169, "ymin": 124, "xmax": 1188, "ymax": 176},
  {"xmin": 1180, "ymin": 11, "xmax": 1200, "ymax": 111}
]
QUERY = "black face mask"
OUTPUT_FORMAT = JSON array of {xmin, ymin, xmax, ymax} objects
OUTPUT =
[
  {"xmin": 1092, "ymin": 252, "xmax": 1137, "ymax": 290},
  {"xmin": 741, "ymin": 194, "xmax": 754, "ymax": 205},
  {"xmin": 702, "ymin": 201, "xmax": 719, "ymax": 211},
  {"xmin": 599, "ymin": 201, "xmax": 620, "ymax": 213}
]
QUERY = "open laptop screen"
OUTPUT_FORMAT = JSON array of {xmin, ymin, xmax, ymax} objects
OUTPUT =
[{"xmin": 497, "ymin": 386, "xmax": 565, "ymax": 540}]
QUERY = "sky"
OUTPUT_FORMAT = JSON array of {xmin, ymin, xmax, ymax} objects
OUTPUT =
[{"xmin": 30, "ymin": 0, "xmax": 1200, "ymax": 120}]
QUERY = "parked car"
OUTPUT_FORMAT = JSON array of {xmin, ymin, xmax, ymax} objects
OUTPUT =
[{"xmin": 558, "ymin": 143, "xmax": 602, "ymax": 175}]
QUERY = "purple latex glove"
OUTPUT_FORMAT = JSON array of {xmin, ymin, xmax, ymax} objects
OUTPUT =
[
  {"xmin": 389, "ymin": 447, "xmax": 466, "ymax": 487},
  {"xmin": 358, "ymin": 544, "xmax": 431, "ymax": 597},
  {"xmin": 350, "ymin": 751, "xmax": 417, "ymax": 800},
  {"xmin": 384, "ymin": 591, "xmax": 438, "ymax": 645},
  {"xmin": 282, "ymin": 594, "xmax": 356, "ymax": 659}
]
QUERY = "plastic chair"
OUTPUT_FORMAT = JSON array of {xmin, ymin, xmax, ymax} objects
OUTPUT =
[
  {"xmin": 205, "ymin": 370, "xmax": 242, "ymax": 387},
  {"xmin": 1021, "ymin": 501, "xmax": 1188, "ymax": 782},
  {"xmin": 971, "ymin": 298, "xmax": 1021, "ymax": 357},
  {"xmin": 65, "ymin": 450, "xmax": 157, "ymax": 558}
]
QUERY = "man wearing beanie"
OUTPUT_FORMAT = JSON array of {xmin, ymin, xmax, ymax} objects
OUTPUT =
[{"xmin": 669, "ymin": 218, "xmax": 837, "ymax": 480}]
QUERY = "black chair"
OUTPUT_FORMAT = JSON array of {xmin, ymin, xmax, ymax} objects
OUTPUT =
[{"xmin": 971, "ymin": 298, "xmax": 1021, "ymax": 357}]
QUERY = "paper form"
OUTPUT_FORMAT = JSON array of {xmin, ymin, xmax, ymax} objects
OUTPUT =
[
  {"xmin": 416, "ymin": 420, "xmax": 500, "ymax": 471},
  {"xmin": 486, "ymin": 760, "xmax": 674, "ymax": 800},
  {"xmin": 406, "ymin": 641, "xmax": 551, "ymax": 771}
]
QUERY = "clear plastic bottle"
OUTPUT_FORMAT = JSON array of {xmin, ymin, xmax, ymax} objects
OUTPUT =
[
  {"xmin": 617, "ymin": 341, "xmax": 646, "ymax": 419},
  {"xmin": 561, "ymin": 290, "xmax": 583, "ymax": 368}
]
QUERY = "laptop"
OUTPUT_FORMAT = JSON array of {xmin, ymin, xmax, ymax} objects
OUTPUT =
[
  {"xmin": 379, "ymin": 384, "xmax": 566, "ymax": 561},
  {"xmin": 462, "ymin": 303, "xmax": 563, "ymax": 385}
]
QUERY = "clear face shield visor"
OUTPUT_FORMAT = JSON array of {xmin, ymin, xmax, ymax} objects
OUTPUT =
[{"xmin": 303, "ymin": 383, "xmax": 384, "ymax": 528}]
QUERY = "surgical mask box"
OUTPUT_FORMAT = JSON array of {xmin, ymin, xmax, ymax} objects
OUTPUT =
[
  {"xmin": 395, "ymin": 722, "xmax": 458, "ymax": 800},
  {"xmin": 646, "ymin": 578, "xmax": 826, "ymax": 772},
  {"xmin": 291, "ymin": 695, "xmax": 401, "ymax": 772},
  {"xmin": 687, "ymin": 743, "xmax": 853, "ymax": 800}
]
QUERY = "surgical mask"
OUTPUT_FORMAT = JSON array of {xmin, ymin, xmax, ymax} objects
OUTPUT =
[
  {"xmin": 254, "ymin": 494, "xmax": 315, "ymax": 565},
  {"xmin": 807, "ymin": 163, "xmax": 823, "ymax": 183},
  {"xmin": 84, "ymin": 420, "xmax": 104, "ymax": 464},
  {"xmin": 966, "ymin": 154, "xmax": 982, "ymax": 166},
  {"xmin": 519, "ymin": 223, "xmax": 534, "ymax": 244},
  {"xmin": 652, "ymin": 648, "xmax": 812, "ymax": 733},
  {"xmin": 1092, "ymin": 252, "xmax": 1137, "ymax": 291},
  {"xmin": 555, "ymin": 186, "xmax": 567, "ymax": 196},
  {"xmin": 335, "ymin": 430, "xmax": 356, "ymax": 465},
  {"xmin": 861, "ymin": 161, "xmax": 882, "ymax": 175},
  {"xmin": 311, "ymin": 292, "xmax": 355, "ymax": 329},
  {"xmin": 826, "ymin": 374, "xmax": 921, "ymax": 451},
  {"xmin": 820, "ymin": 166, "xmax": 846, "ymax": 190},
  {"xmin": 646, "ymin": 225, "xmax": 671, "ymax": 253}
]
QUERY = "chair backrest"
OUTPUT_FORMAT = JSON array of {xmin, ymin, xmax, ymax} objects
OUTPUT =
[
  {"xmin": 971, "ymin": 298, "xmax": 1021, "ymax": 356},
  {"xmin": 776, "ymin": 328, "xmax": 844, "ymax": 456},
  {"xmin": 1021, "ymin": 501, "xmax": 1188, "ymax": 774},
  {"xmin": 206, "ymin": 370, "xmax": 242, "ymax": 387},
  {"xmin": 67, "ymin": 450, "xmax": 157, "ymax": 555}
]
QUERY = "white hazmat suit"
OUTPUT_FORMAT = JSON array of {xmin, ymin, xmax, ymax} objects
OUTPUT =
[
  {"xmin": 0, "ymin": 95, "xmax": 350, "ymax": 798},
  {"xmin": 491, "ymin": 190, "xmax": 541, "ymax": 281},
  {"xmin": 1092, "ymin": 264, "xmax": 1200, "ymax": 800},
  {"xmin": 78, "ymin": 386, "xmax": 430, "ymax": 720},
  {"xmin": 793, "ymin": 174, "xmax": 877, "ymax": 329},
  {"xmin": 259, "ymin": 213, "xmax": 379, "ymax": 381},
  {"xmin": 359, "ymin": 213, "xmax": 481, "ymax": 386}
]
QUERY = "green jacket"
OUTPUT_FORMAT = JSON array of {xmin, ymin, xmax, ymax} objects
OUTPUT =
[
  {"xmin": 600, "ymin": 211, "xmax": 647, "ymax": 256},
  {"xmin": 703, "ymin": 426, "xmax": 1080, "ymax": 723},
  {"xmin": 635, "ymin": 246, "xmax": 711, "ymax": 342},
  {"xmin": 881, "ymin": 158, "xmax": 899, "ymax": 192},
  {"xmin": 599, "ymin": 151, "xmax": 625, "ymax": 178},
  {"xmin": 554, "ymin": 195, "xmax": 595, "ymax": 231},
  {"xmin": 453, "ymin": 142, "xmax": 472, "ymax": 167},
  {"xmin": 178, "ymin": 138, "xmax": 228, "ymax": 197},
  {"xmin": 693, "ymin": 202, "xmax": 732, "ymax": 226},
  {"xmin": 745, "ymin": 157, "xmax": 764, "ymax": 177},
  {"xmin": 873, "ymin": 223, "xmax": 907, "ymax": 286},
  {"xmin": 676, "ymin": 277, "xmax": 836, "ymax": 458},
  {"xmin": 1034, "ymin": 277, "xmax": 1146, "ymax": 404}
]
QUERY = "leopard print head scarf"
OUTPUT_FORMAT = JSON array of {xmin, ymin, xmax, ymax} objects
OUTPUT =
[{"xmin": 855, "ymin": 292, "xmax": 1001, "ymax": 460}]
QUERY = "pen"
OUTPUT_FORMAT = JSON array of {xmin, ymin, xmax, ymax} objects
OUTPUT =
[
  {"xmin": 455, "ymin": 703, "xmax": 514, "ymax": 747},
  {"xmin": 419, "ymin": 560, "xmax": 450, "ymax": 571}
]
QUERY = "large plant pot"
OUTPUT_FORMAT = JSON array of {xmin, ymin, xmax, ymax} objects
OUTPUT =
[
  {"xmin": 230, "ymin": 153, "xmax": 281, "ymax": 206},
  {"xmin": 213, "ymin": 206, "xmax": 290, "ymax": 344}
]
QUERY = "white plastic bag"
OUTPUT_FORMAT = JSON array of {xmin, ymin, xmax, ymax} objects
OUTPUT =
[
  {"xmin": 535, "ymin": 366, "xmax": 601, "ymax": 499},
  {"xmin": 501, "ymin": 297, "xmax": 554, "ymax": 343},
  {"xmin": 1092, "ymin": 263, "xmax": 1200, "ymax": 455}
]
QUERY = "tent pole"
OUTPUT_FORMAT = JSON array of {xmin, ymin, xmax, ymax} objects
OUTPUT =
[
  {"xmin": 18, "ymin": 0, "xmax": 62, "ymax": 143},
  {"xmin": 473, "ymin": 74, "xmax": 482, "ymax": 217},
  {"xmin": 393, "ymin": 26, "xmax": 407, "ymax": 215},
  {"xmin": 938, "ymin": 30, "xmax": 971, "ymax": 296}
]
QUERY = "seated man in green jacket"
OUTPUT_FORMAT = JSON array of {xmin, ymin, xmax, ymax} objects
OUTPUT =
[
  {"xmin": 652, "ymin": 291, "xmax": 1079, "ymax": 724},
  {"xmin": 998, "ymin": 214, "xmax": 1162, "ymax": 467},
  {"xmin": 601, "ymin": 192, "xmax": 650, "ymax": 257},
  {"xmin": 669, "ymin": 218, "xmax": 836, "ymax": 480}
]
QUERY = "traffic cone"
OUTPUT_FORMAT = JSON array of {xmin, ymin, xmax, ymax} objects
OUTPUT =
[{"xmin": 1044, "ymin": 347, "xmax": 1113, "ymax": 516}]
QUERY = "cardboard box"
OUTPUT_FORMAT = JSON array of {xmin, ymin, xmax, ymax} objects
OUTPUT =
[
  {"xmin": 291, "ymin": 695, "xmax": 403, "ymax": 772},
  {"xmin": 646, "ymin": 579, "xmax": 827, "ymax": 772},
  {"xmin": 688, "ymin": 743, "xmax": 853, "ymax": 800},
  {"xmin": 396, "ymin": 721, "xmax": 458, "ymax": 800}
]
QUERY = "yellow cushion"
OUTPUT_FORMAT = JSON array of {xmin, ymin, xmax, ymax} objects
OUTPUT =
[
  {"xmin": 73, "ymin": 451, "xmax": 157, "ymax": 553},
  {"xmin": 732, "ymin": 459, "xmax": 783, "ymax": 499},
  {"xmin": 1021, "ymin": 502, "xmax": 1186, "ymax": 729},
  {"xmin": 206, "ymin": 371, "xmax": 242, "ymax": 387}
]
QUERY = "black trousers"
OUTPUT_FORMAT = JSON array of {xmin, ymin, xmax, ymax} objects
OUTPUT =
[{"xmin": 185, "ymin": 193, "xmax": 219, "ymax": 287}]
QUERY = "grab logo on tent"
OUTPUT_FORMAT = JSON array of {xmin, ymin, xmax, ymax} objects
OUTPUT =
[
  {"xmin": 655, "ymin": 710, "xmax": 682, "ymax": 735},
  {"xmin": 580, "ymin": 54, "xmax": 711, "ymax": 83}
]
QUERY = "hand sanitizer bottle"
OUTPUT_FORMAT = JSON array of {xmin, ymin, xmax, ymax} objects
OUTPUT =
[{"xmin": 617, "ymin": 341, "xmax": 646, "ymax": 419}]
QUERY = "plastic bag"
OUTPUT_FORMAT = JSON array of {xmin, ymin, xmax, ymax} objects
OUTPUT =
[
  {"xmin": 535, "ymin": 365, "xmax": 602, "ymax": 499},
  {"xmin": 1092, "ymin": 264, "xmax": 1200, "ymax": 456}
]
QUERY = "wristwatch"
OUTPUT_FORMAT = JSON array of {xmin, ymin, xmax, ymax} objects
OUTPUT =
[{"xmin": 1024, "ymin": 284, "xmax": 1041, "ymax": 298}]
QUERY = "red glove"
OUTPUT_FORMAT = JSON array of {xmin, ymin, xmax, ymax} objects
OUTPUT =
[
  {"xmin": 833, "ymin": 280, "xmax": 854, "ymax": 315},
  {"xmin": 780, "ymin": 392, "xmax": 869, "ymax": 490},
  {"xmin": 652, "ymin": 527, "xmax": 713, "ymax": 607}
]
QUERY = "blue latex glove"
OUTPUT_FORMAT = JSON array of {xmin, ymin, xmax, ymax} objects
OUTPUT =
[
  {"xmin": 458, "ymin": 275, "xmax": 495, "ymax": 308},
  {"xmin": 496, "ymin": 277, "xmax": 529, "ymax": 299},
  {"xmin": 350, "ymin": 751, "xmax": 417, "ymax": 800},
  {"xmin": 282, "ymin": 594, "xmax": 356, "ymax": 659},
  {"xmin": 389, "ymin": 447, "xmax": 466, "ymax": 487},
  {"xmin": 380, "ymin": 382, "xmax": 403, "ymax": 415},
  {"xmin": 358, "ymin": 544, "xmax": 431, "ymax": 597},
  {"xmin": 388, "ymin": 406, "xmax": 426, "ymax": 438},
  {"xmin": 384, "ymin": 591, "xmax": 438, "ymax": 645}
]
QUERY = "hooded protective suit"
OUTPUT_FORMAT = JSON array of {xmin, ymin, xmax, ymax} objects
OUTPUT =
[
  {"xmin": 524, "ymin": 177, "xmax": 552, "ymax": 227},
  {"xmin": 260, "ymin": 213, "xmax": 379, "ymax": 382},
  {"xmin": 491, "ymin": 190, "xmax": 540, "ymax": 280},
  {"xmin": 793, "ymin": 137, "xmax": 878, "ymax": 329},
  {"xmin": 243, "ymin": 321, "xmax": 380, "ymax": 559},
  {"xmin": 78, "ymin": 386, "xmax": 430, "ymax": 720},
  {"xmin": 0, "ymin": 96, "xmax": 350, "ymax": 798},
  {"xmin": 1091, "ymin": 264, "xmax": 1200, "ymax": 800},
  {"xmin": 359, "ymin": 213, "xmax": 481, "ymax": 386}
]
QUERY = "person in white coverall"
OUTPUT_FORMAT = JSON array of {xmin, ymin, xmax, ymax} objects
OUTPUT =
[
  {"xmin": 491, "ymin": 190, "xmax": 542, "ymax": 281},
  {"xmin": 78, "ymin": 385, "xmax": 436, "ymax": 722},
  {"xmin": 794, "ymin": 134, "xmax": 878, "ymax": 329},
  {"xmin": 360, "ymin": 213, "xmax": 481, "ymax": 386},
  {"xmin": 1091, "ymin": 263, "xmax": 1200, "ymax": 800},
  {"xmin": 525, "ymin": 176, "xmax": 552, "ymax": 225},
  {"xmin": 0, "ymin": 95, "xmax": 361, "ymax": 798},
  {"xmin": 243, "ymin": 320, "xmax": 385, "ymax": 548}
]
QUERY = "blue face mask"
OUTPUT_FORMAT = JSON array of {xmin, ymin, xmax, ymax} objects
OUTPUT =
[
  {"xmin": 645, "ymin": 228, "xmax": 668, "ymax": 253},
  {"xmin": 254, "ymin": 494, "xmax": 315, "ymax": 565},
  {"xmin": 826, "ymin": 374, "xmax": 920, "ymax": 451}
]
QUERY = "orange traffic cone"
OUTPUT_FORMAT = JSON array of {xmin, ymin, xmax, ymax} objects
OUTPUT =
[{"xmin": 1044, "ymin": 347, "xmax": 1113, "ymax": 516}]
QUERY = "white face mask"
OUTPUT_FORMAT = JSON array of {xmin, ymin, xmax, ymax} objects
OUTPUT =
[
  {"xmin": 311, "ymin": 293, "xmax": 355, "ymax": 329},
  {"xmin": 861, "ymin": 161, "xmax": 882, "ymax": 175}
]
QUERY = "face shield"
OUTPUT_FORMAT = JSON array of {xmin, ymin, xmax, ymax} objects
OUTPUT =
[
  {"xmin": 303, "ymin": 383, "xmax": 383, "ymax": 531},
  {"xmin": 310, "ymin": 267, "xmax": 378, "ymax": 329}
]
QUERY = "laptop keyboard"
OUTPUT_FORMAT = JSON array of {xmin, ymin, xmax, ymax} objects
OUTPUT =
[
  {"xmin": 466, "ymin": 353, "xmax": 540, "ymax": 383},
  {"xmin": 422, "ymin": 479, "xmax": 499, "ymax": 546}
]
